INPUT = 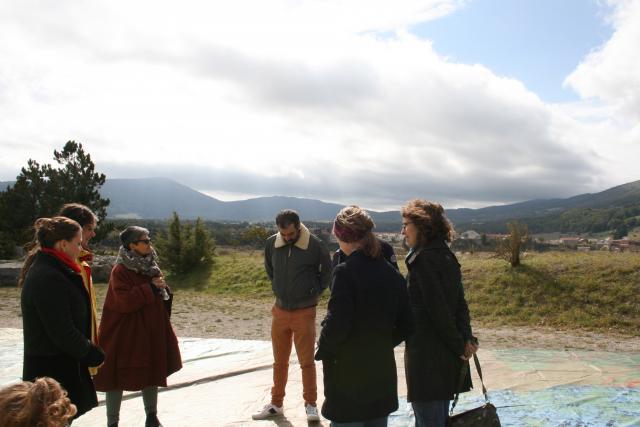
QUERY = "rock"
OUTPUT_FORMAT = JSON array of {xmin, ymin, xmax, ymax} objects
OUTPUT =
[
  {"xmin": 91, "ymin": 255, "xmax": 117, "ymax": 283},
  {"xmin": 0, "ymin": 255, "xmax": 117, "ymax": 286},
  {"xmin": 0, "ymin": 261, "xmax": 22, "ymax": 286}
]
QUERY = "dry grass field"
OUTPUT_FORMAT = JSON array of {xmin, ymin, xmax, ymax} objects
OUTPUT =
[{"xmin": 2, "ymin": 249, "xmax": 638, "ymax": 352}]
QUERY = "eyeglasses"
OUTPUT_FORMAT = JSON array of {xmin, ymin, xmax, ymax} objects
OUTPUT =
[{"xmin": 135, "ymin": 238, "xmax": 151, "ymax": 245}]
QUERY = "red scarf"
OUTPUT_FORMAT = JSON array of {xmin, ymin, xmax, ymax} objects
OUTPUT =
[
  {"xmin": 41, "ymin": 248, "xmax": 82, "ymax": 274},
  {"xmin": 78, "ymin": 249, "xmax": 94, "ymax": 263}
]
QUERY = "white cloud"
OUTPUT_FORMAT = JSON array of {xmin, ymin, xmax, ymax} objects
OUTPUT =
[
  {"xmin": 561, "ymin": 0, "xmax": 640, "ymax": 188},
  {"xmin": 565, "ymin": 0, "xmax": 640, "ymax": 122},
  {"xmin": 0, "ymin": 0, "xmax": 636, "ymax": 210}
]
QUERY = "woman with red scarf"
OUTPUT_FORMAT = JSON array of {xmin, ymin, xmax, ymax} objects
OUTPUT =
[{"xmin": 20, "ymin": 217, "xmax": 105, "ymax": 419}]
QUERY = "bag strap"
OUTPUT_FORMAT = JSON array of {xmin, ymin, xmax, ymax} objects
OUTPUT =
[{"xmin": 450, "ymin": 353, "xmax": 489, "ymax": 414}]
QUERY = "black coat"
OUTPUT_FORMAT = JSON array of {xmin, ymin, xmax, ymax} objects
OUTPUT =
[
  {"xmin": 315, "ymin": 250, "xmax": 411, "ymax": 423},
  {"xmin": 21, "ymin": 251, "xmax": 100, "ymax": 417},
  {"xmin": 404, "ymin": 240, "xmax": 474, "ymax": 402}
]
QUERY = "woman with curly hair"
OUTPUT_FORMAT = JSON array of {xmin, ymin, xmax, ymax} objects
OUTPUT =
[
  {"xmin": 0, "ymin": 377, "xmax": 77, "ymax": 427},
  {"xmin": 315, "ymin": 206, "xmax": 411, "ymax": 426},
  {"xmin": 401, "ymin": 199, "xmax": 478, "ymax": 427}
]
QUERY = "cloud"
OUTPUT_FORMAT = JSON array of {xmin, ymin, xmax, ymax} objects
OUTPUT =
[
  {"xmin": 565, "ymin": 0, "xmax": 640, "ymax": 122},
  {"xmin": 0, "ymin": 0, "xmax": 634, "ymax": 210}
]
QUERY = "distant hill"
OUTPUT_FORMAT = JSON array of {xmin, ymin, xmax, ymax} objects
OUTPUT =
[
  {"xmin": 447, "ymin": 180, "xmax": 640, "ymax": 225},
  {"xmin": 100, "ymin": 178, "xmax": 353, "ymax": 221},
  {"xmin": 98, "ymin": 177, "xmax": 640, "ymax": 234},
  {"xmin": 449, "ymin": 180, "xmax": 640, "ymax": 235},
  {"xmin": 100, "ymin": 178, "xmax": 226, "ymax": 219},
  {"xmin": 2, "ymin": 177, "xmax": 639, "ymax": 233}
]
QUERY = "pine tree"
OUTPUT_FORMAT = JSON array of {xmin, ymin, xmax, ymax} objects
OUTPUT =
[
  {"xmin": 193, "ymin": 218, "xmax": 214, "ymax": 263},
  {"xmin": 165, "ymin": 212, "xmax": 183, "ymax": 273},
  {"xmin": 0, "ymin": 141, "xmax": 110, "ymax": 256},
  {"xmin": 155, "ymin": 213, "xmax": 215, "ymax": 275}
]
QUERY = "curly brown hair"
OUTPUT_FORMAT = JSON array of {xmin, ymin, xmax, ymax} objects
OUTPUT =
[
  {"xmin": 0, "ymin": 377, "xmax": 77, "ymax": 427},
  {"xmin": 401, "ymin": 199, "xmax": 454, "ymax": 245}
]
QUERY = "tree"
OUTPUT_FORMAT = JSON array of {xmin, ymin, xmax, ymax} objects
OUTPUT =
[
  {"xmin": 192, "ymin": 218, "xmax": 215, "ymax": 263},
  {"xmin": 613, "ymin": 223, "xmax": 628, "ymax": 240},
  {"xmin": 161, "ymin": 212, "xmax": 183, "ymax": 273},
  {"xmin": 241, "ymin": 225, "xmax": 271, "ymax": 248},
  {"xmin": 0, "ymin": 141, "xmax": 110, "ymax": 256},
  {"xmin": 495, "ymin": 221, "xmax": 529, "ymax": 267},
  {"xmin": 155, "ymin": 213, "xmax": 215, "ymax": 275}
]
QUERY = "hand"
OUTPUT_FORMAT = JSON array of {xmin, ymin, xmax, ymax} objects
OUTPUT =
[
  {"xmin": 81, "ymin": 344, "xmax": 105, "ymax": 367},
  {"xmin": 459, "ymin": 339, "xmax": 479, "ymax": 360},
  {"xmin": 460, "ymin": 339, "xmax": 479, "ymax": 360},
  {"xmin": 151, "ymin": 276, "xmax": 167, "ymax": 289}
]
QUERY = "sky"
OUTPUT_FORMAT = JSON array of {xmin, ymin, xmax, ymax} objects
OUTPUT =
[{"xmin": 0, "ymin": 0, "xmax": 639, "ymax": 211}]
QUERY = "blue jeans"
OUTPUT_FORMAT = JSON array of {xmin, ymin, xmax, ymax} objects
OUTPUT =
[
  {"xmin": 412, "ymin": 400, "xmax": 450, "ymax": 427},
  {"xmin": 331, "ymin": 416, "xmax": 388, "ymax": 427}
]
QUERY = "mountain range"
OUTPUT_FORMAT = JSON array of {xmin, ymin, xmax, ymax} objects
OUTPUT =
[{"xmin": 2, "ymin": 177, "xmax": 639, "ymax": 232}]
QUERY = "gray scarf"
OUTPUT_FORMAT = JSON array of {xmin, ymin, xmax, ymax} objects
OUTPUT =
[
  {"xmin": 116, "ymin": 246, "xmax": 162, "ymax": 277},
  {"xmin": 116, "ymin": 246, "xmax": 169, "ymax": 300}
]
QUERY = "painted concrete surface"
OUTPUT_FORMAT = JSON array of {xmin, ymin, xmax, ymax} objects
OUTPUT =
[{"xmin": 1, "ymin": 329, "xmax": 638, "ymax": 426}]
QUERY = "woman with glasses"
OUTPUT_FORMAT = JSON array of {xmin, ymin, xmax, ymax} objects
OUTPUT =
[
  {"xmin": 93, "ymin": 226, "xmax": 182, "ymax": 427},
  {"xmin": 401, "ymin": 200, "xmax": 478, "ymax": 427}
]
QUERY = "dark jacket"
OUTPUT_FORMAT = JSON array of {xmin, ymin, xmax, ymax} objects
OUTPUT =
[
  {"xmin": 93, "ymin": 264, "xmax": 182, "ymax": 392},
  {"xmin": 332, "ymin": 239, "xmax": 399, "ymax": 272},
  {"xmin": 265, "ymin": 224, "xmax": 332, "ymax": 310},
  {"xmin": 21, "ymin": 251, "xmax": 102, "ymax": 417},
  {"xmin": 315, "ymin": 250, "xmax": 412, "ymax": 423},
  {"xmin": 404, "ymin": 240, "xmax": 475, "ymax": 402}
]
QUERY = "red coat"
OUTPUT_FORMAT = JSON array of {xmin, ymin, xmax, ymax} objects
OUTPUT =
[{"xmin": 93, "ymin": 264, "xmax": 182, "ymax": 391}]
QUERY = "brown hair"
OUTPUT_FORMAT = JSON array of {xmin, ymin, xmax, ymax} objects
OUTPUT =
[
  {"xmin": 18, "ymin": 217, "xmax": 82, "ymax": 287},
  {"xmin": 57, "ymin": 203, "xmax": 97, "ymax": 228},
  {"xmin": 401, "ymin": 199, "xmax": 454, "ymax": 245},
  {"xmin": 0, "ymin": 377, "xmax": 77, "ymax": 427},
  {"xmin": 334, "ymin": 206, "xmax": 381, "ymax": 259}
]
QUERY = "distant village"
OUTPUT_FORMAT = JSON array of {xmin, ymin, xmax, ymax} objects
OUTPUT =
[{"xmin": 322, "ymin": 230, "xmax": 640, "ymax": 253}]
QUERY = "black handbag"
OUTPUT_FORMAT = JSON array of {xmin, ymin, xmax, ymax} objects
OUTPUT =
[{"xmin": 447, "ymin": 353, "xmax": 501, "ymax": 427}]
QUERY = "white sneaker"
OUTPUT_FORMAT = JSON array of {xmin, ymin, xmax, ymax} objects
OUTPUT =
[
  {"xmin": 252, "ymin": 403, "xmax": 284, "ymax": 420},
  {"xmin": 305, "ymin": 404, "xmax": 320, "ymax": 421}
]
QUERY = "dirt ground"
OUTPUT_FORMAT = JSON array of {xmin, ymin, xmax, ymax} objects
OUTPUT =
[{"xmin": 2, "ymin": 285, "xmax": 639, "ymax": 353}]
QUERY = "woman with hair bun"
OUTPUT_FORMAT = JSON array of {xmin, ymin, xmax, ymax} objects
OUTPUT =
[
  {"xmin": 20, "ymin": 217, "xmax": 105, "ymax": 420},
  {"xmin": 315, "ymin": 206, "xmax": 411, "ymax": 427},
  {"xmin": 401, "ymin": 199, "xmax": 478, "ymax": 427},
  {"xmin": 0, "ymin": 377, "xmax": 77, "ymax": 427}
]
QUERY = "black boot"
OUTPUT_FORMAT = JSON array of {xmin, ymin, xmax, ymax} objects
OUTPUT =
[
  {"xmin": 107, "ymin": 423, "xmax": 118, "ymax": 427},
  {"xmin": 145, "ymin": 412, "xmax": 163, "ymax": 427}
]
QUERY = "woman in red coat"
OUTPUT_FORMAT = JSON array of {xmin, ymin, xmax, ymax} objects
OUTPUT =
[{"xmin": 93, "ymin": 226, "xmax": 182, "ymax": 427}]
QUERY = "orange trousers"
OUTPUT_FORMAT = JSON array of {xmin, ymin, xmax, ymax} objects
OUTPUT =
[{"xmin": 270, "ymin": 304, "xmax": 317, "ymax": 407}]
